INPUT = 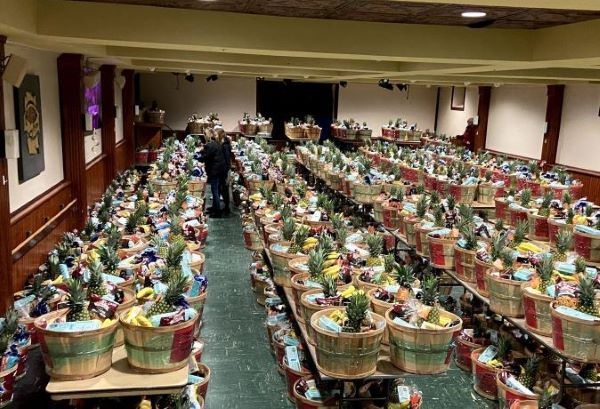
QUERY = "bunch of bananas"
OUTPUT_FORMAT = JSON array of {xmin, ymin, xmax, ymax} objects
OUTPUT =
[
  {"xmin": 573, "ymin": 215, "xmax": 588, "ymax": 225},
  {"xmin": 124, "ymin": 306, "xmax": 153, "ymax": 327},
  {"xmin": 329, "ymin": 309, "xmax": 347, "ymax": 326},
  {"xmin": 517, "ymin": 242, "xmax": 543, "ymax": 254},
  {"xmin": 249, "ymin": 193, "xmax": 262, "ymax": 202},
  {"xmin": 340, "ymin": 285, "xmax": 363, "ymax": 299},
  {"xmin": 302, "ymin": 237, "xmax": 319, "ymax": 252},
  {"xmin": 136, "ymin": 287, "xmax": 155, "ymax": 300},
  {"xmin": 486, "ymin": 359, "xmax": 504, "ymax": 368}
]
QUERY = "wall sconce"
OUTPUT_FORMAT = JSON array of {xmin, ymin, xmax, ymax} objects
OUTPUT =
[{"xmin": 115, "ymin": 75, "xmax": 126, "ymax": 89}]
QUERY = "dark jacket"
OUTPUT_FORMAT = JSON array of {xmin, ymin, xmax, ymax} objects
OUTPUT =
[
  {"xmin": 461, "ymin": 124, "xmax": 478, "ymax": 148},
  {"xmin": 199, "ymin": 140, "xmax": 227, "ymax": 181},
  {"xmin": 221, "ymin": 137, "xmax": 232, "ymax": 173}
]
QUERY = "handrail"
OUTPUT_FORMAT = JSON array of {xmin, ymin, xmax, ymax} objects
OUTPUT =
[{"xmin": 11, "ymin": 199, "xmax": 76, "ymax": 262}]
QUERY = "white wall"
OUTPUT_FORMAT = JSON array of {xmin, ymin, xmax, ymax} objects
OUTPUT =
[
  {"xmin": 115, "ymin": 70, "xmax": 124, "ymax": 143},
  {"xmin": 338, "ymin": 84, "xmax": 437, "ymax": 132},
  {"xmin": 436, "ymin": 86, "xmax": 479, "ymax": 137},
  {"xmin": 556, "ymin": 84, "xmax": 600, "ymax": 171},
  {"xmin": 139, "ymin": 73, "xmax": 256, "ymax": 131},
  {"xmin": 3, "ymin": 44, "xmax": 64, "ymax": 212},
  {"xmin": 486, "ymin": 85, "xmax": 547, "ymax": 159}
]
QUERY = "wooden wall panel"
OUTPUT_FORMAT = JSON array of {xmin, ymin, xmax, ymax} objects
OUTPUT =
[
  {"xmin": 86, "ymin": 155, "xmax": 107, "ymax": 206},
  {"xmin": 115, "ymin": 140, "xmax": 129, "ymax": 174},
  {"xmin": 122, "ymin": 69, "xmax": 135, "ymax": 168}
]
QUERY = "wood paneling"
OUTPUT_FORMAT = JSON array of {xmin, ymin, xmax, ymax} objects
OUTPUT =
[
  {"xmin": 86, "ymin": 154, "xmax": 107, "ymax": 206},
  {"xmin": 115, "ymin": 139, "xmax": 129, "ymax": 174},
  {"xmin": 541, "ymin": 85, "xmax": 564, "ymax": 166},
  {"xmin": 58, "ymin": 54, "xmax": 87, "ymax": 228},
  {"xmin": 560, "ymin": 166, "xmax": 600, "ymax": 204},
  {"xmin": 122, "ymin": 69, "xmax": 135, "ymax": 169},
  {"xmin": 475, "ymin": 86, "xmax": 491, "ymax": 152},
  {"xmin": 101, "ymin": 65, "xmax": 116, "ymax": 183}
]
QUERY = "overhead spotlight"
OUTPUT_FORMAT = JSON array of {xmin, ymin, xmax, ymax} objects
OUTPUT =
[
  {"xmin": 283, "ymin": 78, "xmax": 292, "ymax": 86},
  {"xmin": 493, "ymin": 83, "xmax": 502, "ymax": 88},
  {"xmin": 461, "ymin": 11, "xmax": 487, "ymax": 18},
  {"xmin": 378, "ymin": 78, "xmax": 393, "ymax": 91},
  {"xmin": 256, "ymin": 76, "xmax": 265, "ymax": 81},
  {"xmin": 206, "ymin": 74, "xmax": 219, "ymax": 82},
  {"xmin": 396, "ymin": 83, "xmax": 409, "ymax": 92},
  {"xmin": 185, "ymin": 73, "xmax": 195, "ymax": 83},
  {"xmin": 149, "ymin": 67, "xmax": 156, "ymax": 72},
  {"xmin": 464, "ymin": 81, "xmax": 471, "ymax": 86},
  {"xmin": 339, "ymin": 81, "xmax": 348, "ymax": 88}
]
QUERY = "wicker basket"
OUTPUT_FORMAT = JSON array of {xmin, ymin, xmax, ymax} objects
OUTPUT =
[
  {"xmin": 454, "ymin": 333, "xmax": 487, "ymax": 372},
  {"xmin": 527, "ymin": 211, "xmax": 549, "ymax": 241},
  {"xmin": 425, "ymin": 174, "xmax": 437, "ymax": 192},
  {"xmin": 188, "ymin": 179, "xmax": 206, "ymax": 195},
  {"xmin": 239, "ymin": 122, "xmax": 258, "ymax": 135},
  {"xmin": 146, "ymin": 110, "xmax": 166, "ymax": 124},
  {"xmin": 574, "ymin": 228, "xmax": 600, "ymax": 263},
  {"xmin": 311, "ymin": 307, "xmax": 385, "ymax": 379},
  {"xmin": 415, "ymin": 224, "xmax": 436, "ymax": 258},
  {"xmin": 486, "ymin": 273, "xmax": 526, "ymax": 318},
  {"xmin": 300, "ymin": 289, "xmax": 341, "ymax": 345},
  {"xmin": 195, "ymin": 361, "xmax": 211, "ymax": 401},
  {"xmin": 290, "ymin": 273, "xmax": 316, "ymax": 322},
  {"xmin": 382, "ymin": 203, "xmax": 403, "ymax": 230},
  {"xmin": 367, "ymin": 288, "xmax": 394, "ymax": 345},
  {"xmin": 403, "ymin": 217, "xmax": 420, "ymax": 247},
  {"xmin": 187, "ymin": 121, "xmax": 204, "ymax": 135},
  {"xmin": 551, "ymin": 301, "xmax": 600, "ymax": 362},
  {"xmin": 293, "ymin": 377, "xmax": 338, "ymax": 408},
  {"xmin": 35, "ymin": 309, "xmax": 118, "ymax": 380},
  {"xmin": 150, "ymin": 179, "xmax": 177, "ymax": 195},
  {"xmin": 114, "ymin": 288, "xmax": 136, "ymax": 347},
  {"xmin": 259, "ymin": 123, "xmax": 273, "ymax": 134},
  {"xmin": 283, "ymin": 358, "xmax": 311, "ymax": 403},
  {"xmin": 358, "ymin": 129, "xmax": 372, "ymax": 141},
  {"xmin": 474, "ymin": 258, "xmax": 492, "ymax": 298},
  {"xmin": 245, "ymin": 178, "xmax": 275, "ymax": 195},
  {"xmin": 521, "ymin": 284, "xmax": 552, "ymax": 336},
  {"xmin": 547, "ymin": 218, "xmax": 573, "ymax": 249},
  {"xmin": 448, "ymin": 184, "xmax": 477, "ymax": 205},
  {"xmin": 497, "ymin": 371, "xmax": 538, "ymax": 409},
  {"xmin": 270, "ymin": 242, "xmax": 304, "ymax": 287},
  {"xmin": 351, "ymin": 182, "xmax": 382, "ymax": 204},
  {"xmin": 454, "ymin": 245, "xmax": 477, "ymax": 283},
  {"xmin": 477, "ymin": 183, "xmax": 499, "ymax": 205},
  {"xmin": 436, "ymin": 179, "xmax": 450, "ymax": 196},
  {"xmin": 285, "ymin": 126, "xmax": 305, "ymax": 140},
  {"xmin": 120, "ymin": 313, "xmax": 199, "ymax": 373},
  {"xmin": 495, "ymin": 198, "xmax": 511, "ymax": 225},
  {"xmin": 345, "ymin": 129, "xmax": 358, "ymax": 141},
  {"xmin": 472, "ymin": 348, "xmax": 501, "ymax": 400},
  {"xmin": 189, "ymin": 251, "xmax": 206, "ymax": 272},
  {"xmin": 0, "ymin": 365, "xmax": 17, "ymax": 407},
  {"xmin": 304, "ymin": 126, "xmax": 322, "ymax": 140},
  {"xmin": 386, "ymin": 307, "xmax": 461, "ymax": 374},
  {"xmin": 253, "ymin": 275, "xmax": 270, "ymax": 306},
  {"xmin": 509, "ymin": 206, "xmax": 530, "ymax": 228},
  {"xmin": 428, "ymin": 234, "xmax": 457, "ymax": 270},
  {"xmin": 243, "ymin": 228, "xmax": 263, "ymax": 251}
]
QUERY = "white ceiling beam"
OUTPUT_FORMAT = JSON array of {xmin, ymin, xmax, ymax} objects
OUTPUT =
[{"xmin": 390, "ymin": 0, "xmax": 600, "ymax": 11}]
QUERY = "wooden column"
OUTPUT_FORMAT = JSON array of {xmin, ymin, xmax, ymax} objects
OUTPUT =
[
  {"xmin": 541, "ymin": 85, "xmax": 565, "ymax": 166},
  {"xmin": 122, "ymin": 69, "xmax": 135, "ymax": 167},
  {"xmin": 100, "ymin": 65, "xmax": 116, "ymax": 183},
  {"xmin": 474, "ymin": 86, "xmax": 491, "ymax": 152},
  {"xmin": 58, "ymin": 54, "xmax": 87, "ymax": 228},
  {"xmin": 0, "ymin": 35, "xmax": 14, "ymax": 312}
]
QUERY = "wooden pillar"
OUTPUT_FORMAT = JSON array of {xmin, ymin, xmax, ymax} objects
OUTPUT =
[
  {"xmin": 100, "ymin": 65, "xmax": 116, "ymax": 183},
  {"xmin": 0, "ymin": 35, "xmax": 14, "ymax": 312},
  {"xmin": 58, "ymin": 54, "xmax": 87, "ymax": 228},
  {"xmin": 122, "ymin": 69, "xmax": 135, "ymax": 167},
  {"xmin": 474, "ymin": 86, "xmax": 491, "ymax": 152},
  {"xmin": 541, "ymin": 85, "xmax": 565, "ymax": 166}
]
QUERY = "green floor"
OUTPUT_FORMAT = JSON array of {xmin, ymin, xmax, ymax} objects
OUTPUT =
[{"xmin": 201, "ymin": 212, "xmax": 495, "ymax": 409}]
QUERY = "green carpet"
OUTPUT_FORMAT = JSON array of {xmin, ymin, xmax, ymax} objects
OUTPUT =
[{"xmin": 201, "ymin": 212, "xmax": 494, "ymax": 409}]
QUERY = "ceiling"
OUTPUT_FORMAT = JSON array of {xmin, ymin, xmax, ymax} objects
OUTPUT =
[
  {"xmin": 4, "ymin": 0, "xmax": 600, "ymax": 86},
  {"xmin": 73, "ymin": 0, "xmax": 600, "ymax": 30}
]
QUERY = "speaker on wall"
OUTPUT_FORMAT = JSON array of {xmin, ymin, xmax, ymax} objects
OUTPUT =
[{"xmin": 2, "ymin": 54, "xmax": 27, "ymax": 88}]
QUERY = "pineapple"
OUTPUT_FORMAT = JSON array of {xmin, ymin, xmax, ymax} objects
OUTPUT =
[
  {"xmin": 537, "ymin": 192, "xmax": 554, "ymax": 217},
  {"xmin": 321, "ymin": 275, "xmax": 338, "ymax": 298},
  {"xmin": 577, "ymin": 275, "xmax": 599, "ymax": 317},
  {"xmin": 162, "ymin": 240, "xmax": 187, "ymax": 283},
  {"xmin": 580, "ymin": 364, "xmax": 598, "ymax": 382},
  {"xmin": 365, "ymin": 234, "xmax": 383, "ymax": 266},
  {"xmin": 520, "ymin": 189, "xmax": 532, "ymax": 208},
  {"xmin": 433, "ymin": 206, "xmax": 445, "ymax": 228},
  {"xmin": 428, "ymin": 191, "xmax": 440, "ymax": 206},
  {"xmin": 460, "ymin": 224, "xmax": 478, "ymax": 251},
  {"xmin": 517, "ymin": 355, "xmax": 541, "ymax": 390},
  {"xmin": 536, "ymin": 254, "xmax": 554, "ymax": 295},
  {"xmin": 98, "ymin": 245, "xmax": 120, "ymax": 276},
  {"xmin": 420, "ymin": 275, "xmax": 439, "ymax": 307},
  {"xmin": 445, "ymin": 195, "xmax": 456, "ymax": 212},
  {"xmin": 426, "ymin": 302, "xmax": 441, "ymax": 325},
  {"xmin": 537, "ymin": 385, "xmax": 556, "ymax": 409},
  {"xmin": 494, "ymin": 218, "xmax": 504, "ymax": 233},
  {"xmin": 562, "ymin": 191, "xmax": 572, "ymax": 207},
  {"xmin": 500, "ymin": 249, "xmax": 516, "ymax": 273},
  {"xmin": 491, "ymin": 233, "xmax": 507, "ymax": 262},
  {"xmin": 415, "ymin": 195, "xmax": 428, "ymax": 219},
  {"xmin": 288, "ymin": 225, "xmax": 309, "ymax": 254},
  {"xmin": 87, "ymin": 260, "xmax": 107, "ymax": 297},
  {"xmin": 511, "ymin": 220, "xmax": 528, "ymax": 248},
  {"xmin": 66, "ymin": 279, "xmax": 90, "ymax": 322},
  {"xmin": 575, "ymin": 256, "xmax": 587, "ymax": 274},
  {"xmin": 336, "ymin": 227, "xmax": 348, "ymax": 250},
  {"xmin": 566, "ymin": 208, "xmax": 575, "ymax": 225},
  {"xmin": 496, "ymin": 335, "xmax": 512, "ymax": 363},
  {"xmin": 281, "ymin": 217, "xmax": 295, "ymax": 242},
  {"xmin": 147, "ymin": 273, "xmax": 189, "ymax": 317},
  {"xmin": 124, "ymin": 206, "xmax": 143, "ymax": 234},
  {"xmin": 383, "ymin": 254, "xmax": 397, "ymax": 275},
  {"xmin": 394, "ymin": 264, "xmax": 414, "ymax": 289},
  {"xmin": 317, "ymin": 233, "xmax": 335, "ymax": 255},
  {"xmin": 554, "ymin": 230, "xmax": 572, "ymax": 262},
  {"xmin": 458, "ymin": 204, "xmax": 474, "ymax": 225},
  {"xmin": 307, "ymin": 249, "xmax": 325, "ymax": 280},
  {"xmin": 343, "ymin": 292, "xmax": 369, "ymax": 333}
]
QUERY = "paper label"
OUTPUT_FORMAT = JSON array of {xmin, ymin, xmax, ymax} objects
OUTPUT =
[
  {"xmin": 397, "ymin": 385, "xmax": 411, "ymax": 403},
  {"xmin": 305, "ymin": 388, "xmax": 323, "ymax": 400},
  {"xmin": 285, "ymin": 346, "xmax": 301, "ymax": 371},
  {"xmin": 102, "ymin": 273, "xmax": 125, "ymax": 284},
  {"xmin": 477, "ymin": 345, "xmax": 498, "ymax": 363},
  {"xmin": 319, "ymin": 316, "xmax": 341, "ymax": 333},
  {"xmin": 48, "ymin": 320, "xmax": 101, "ymax": 332},
  {"xmin": 283, "ymin": 335, "xmax": 300, "ymax": 346},
  {"xmin": 392, "ymin": 317, "xmax": 416, "ymax": 328},
  {"xmin": 14, "ymin": 295, "xmax": 36, "ymax": 310}
]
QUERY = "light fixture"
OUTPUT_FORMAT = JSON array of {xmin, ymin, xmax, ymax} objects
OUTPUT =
[
  {"xmin": 339, "ymin": 81, "xmax": 348, "ymax": 88},
  {"xmin": 378, "ymin": 78, "xmax": 393, "ymax": 91},
  {"xmin": 493, "ymin": 83, "xmax": 502, "ymax": 88},
  {"xmin": 256, "ymin": 76, "xmax": 265, "ymax": 81},
  {"xmin": 185, "ymin": 73, "xmax": 195, "ymax": 83},
  {"xmin": 115, "ymin": 75, "xmax": 126, "ymax": 89},
  {"xmin": 283, "ymin": 78, "xmax": 292, "ymax": 86},
  {"xmin": 206, "ymin": 74, "xmax": 218, "ymax": 82},
  {"xmin": 464, "ymin": 81, "xmax": 471, "ymax": 86},
  {"xmin": 149, "ymin": 67, "xmax": 156, "ymax": 72},
  {"xmin": 396, "ymin": 83, "xmax": 409, "ymax": 92},
  {"xmin": 461, "ymin": 11, "xmax": 487, "ymax": 18},
  {"xmin": 303, "ymin": 75, "xmax": 310, "ymax": 79}
]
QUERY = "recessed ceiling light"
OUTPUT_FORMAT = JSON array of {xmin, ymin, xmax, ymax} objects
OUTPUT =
[{"xmin": 461, "ymin": 11, "xmax": 486, "ymax": 18}]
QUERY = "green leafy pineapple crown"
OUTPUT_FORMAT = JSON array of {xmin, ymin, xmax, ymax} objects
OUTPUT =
[{"xmin": 344, "ymin": 291, "xmax": 369, "ymax": 333}]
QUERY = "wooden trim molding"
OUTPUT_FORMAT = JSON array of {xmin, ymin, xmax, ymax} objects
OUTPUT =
[
  {"xmin": 86, "ymin": 153, "xmax": 108, "ymax": 171},
  {"xmin": 484, "ymin": 148, "xmax": 538, "ymax": 162},
  {"xmin": 122, "ymin": 69, "xmax": 135, "ymax": 168},
  {"xmin": 101, "ymin": 65, "xmax": 116, "ymax": 184},
  {"xmin": 10, "ymin": 180, "xmax": 71, "ymax": 224}
]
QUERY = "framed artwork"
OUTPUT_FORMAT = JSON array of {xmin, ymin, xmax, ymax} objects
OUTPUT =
[
  {"xmin": 451, "ymin": 86, "xmax": 466, "ymax": 111},
  {"xmin": 14, "ymin": 74, "xmax": 45, "ymax": 183}
]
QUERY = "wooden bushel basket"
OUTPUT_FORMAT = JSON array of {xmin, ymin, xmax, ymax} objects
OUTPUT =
[
  {"xmin": 367, "ymin": 288, "xmax": 393, "ymax": 345},
  {"xmin": 290, "ymin": 273, "xmax": 314, "ymax": 323},
  {"xmin": 311, "ymin": 308, "xmax": 385, "ymax": 379},
  {"xmin": 425, "ymin": 174, "xmax": 437, "ymax": 192},
  {"xmin": 382, "ymin": 204, "xmax": 403, "ymax": 230},
  {"xmin": 574, "ymin": 228, "xmax": 600, "ymax": 263},
  {"xmin": 454, "ymin": 245, "xmax": 477, "ymax": 283},
  {"xmin": 521, "ymin": 284, "xmax": 552, "ymax": 336},
  {"xmin": 301, "ymin": 290, "xmax": 340, "ymax": 345},
  {"xmin": 189, "ymin": 251, "xmax": 206, "ymax": 272},
  {"xmin": 474, "ymin": 258, "xmax": 492, "ymax": 298},
  {"xmin": 293, "ymin": 377, "xmax": 338, "ymax": 409},
  {"xmin": 403, "ymin": 217, "xmax": 420, "ymax": 247},
  {"xmin": 526, "ymin": 180, "xmax": 542, "ymax": 196},
  {"xmin": 188, "ymin": 179, "xmax": 206, "ymax": 195},
  {"xmin": 386, "ymin": 308, "xmax": 461, "ymax": 374},
  {"xmin": 120, "ymin": 312, "xmax": 199, "ymax": 373},
  {"xmin": 283, "ymin": 357, "xmax": 311, "ymax": 403},
  {"xmin": 509, "ymin": 207, "xmax": 530, "ymax": 228},
  {"xmin": 115, "ymin": 288, "xmax": 136, "ymax": 347},
  {"xmin": 373, "ymin": 199, "xmax": 385, "ymax": 224},
  {"xmin": 269, "ymin": 242, "xmax": 300, "ymax": 287},
  {"xmin": 448, "ymin": 184, "xmax": 477, "ymax": 205},
  {"xmin": 436, "ymin": 179, "xmax": 449, "ymax": 196},
  {"xmin": 351, "ymin": 182, "xmax": 382, "ymax": 205},
  {"xmin": 243, "ymin": 229, "xmax": 263, "ymax": 251},
  {"xmin": 415, "ymin": 224, "xmax": 435, "ymax": 258},
  {"xmin": 246, "ymin": 178, "xmax": 275, "ymax": 195},
  {"xmin": 454, "ymin": 333, "xmax": 486, "ymax": 372},
  {"xmin": 35, "ymin": 309, "xmax": 118, "ymax": 380},
  {"xmin": 486, "ymin": 274, "xmax": 525, "ymax": 318},
  {"xmin": 495, "ymin": 198, "xmax": 510, "ymax": 224},
  {"xmin": 239, "ymin": 122, "xmax": 258, "ymax": 135},
  {"xmin": 477, "ymin": 183, "xmax": 496, "ymax": 205},
  {"xmin": 527, "ymin": 212, "xmax": 549, "ymax": 241},
  {"xmin": 428, "ymin": 234, "xmax": 457, "ymax": 270},
  {"xmin": 304, "ymin": 126, "xmax": 322, "ymax": 140},
  {"xmin": 551, "ymin": 302, "xmax": 600, "ymax": 362},
  {"xmin": 150, "ymin": 179, "xmax": 177, "ymax": 195},
  {"xmin": 0, "ymin": 365, "xmax": 17, "ymax": 408},
  {"xmin": 471, "ymin": 348, "xmax": 500, "ymax": 400},
  {"xmin": 253, "ymin": 275, "xmax": 270, "ymax": 306},
  {"xmin": 497, "ymin": 371, "xmax": 538, "ymax": 409},
  {"xmin": 548, "ymin": 218, "xmax": 573, "ymax": 249},
  {"xmin": 195, "ymin": 361, "xmax": 211, "ymax": 401}
]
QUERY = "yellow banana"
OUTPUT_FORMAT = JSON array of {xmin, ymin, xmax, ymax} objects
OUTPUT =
[
  {"xmin": 517, "ymin": 242, "xmax": 542, "ymax": 254},
  {"xmin": 326, "ymin": 252, "xmax": 340, "ymax": 260},
  {"xmin": 136, "ymin": 315, "xmax": 153, "ymax": 327},
  {"xmin": 322, "ymin": 265, "xmax": 341, "ymax": 277},
  {"xmin": 323, "ymin": 259, "xmax": 338, "ymax": 268},
  {"xmin": 136, "ymin": 287, "xmax": 154, "ymax": 299},
  {"xmin": 303, "ymin": 237, "xmax": 318, "ymax": 245}
]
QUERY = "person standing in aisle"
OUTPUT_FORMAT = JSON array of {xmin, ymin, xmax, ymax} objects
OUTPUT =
[
  {"xmin": 456, "ymin": 117, "xmax": 478, "ymax": 150},
  {"xmin": 215, "ymin": 127, "xmax": 232, "ymax": 215},
  {"xmin": 199, "ymin": 128, "xmax": 227, "ymax": 218}
]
